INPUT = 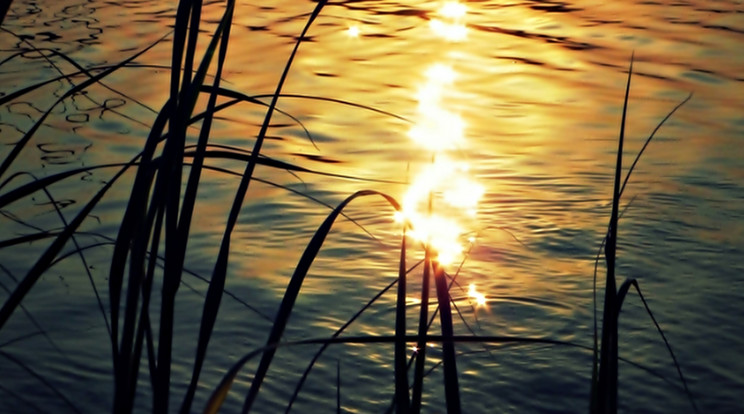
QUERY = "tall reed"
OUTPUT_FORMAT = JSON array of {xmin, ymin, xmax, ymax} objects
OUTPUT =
[{"xmin": 589, "ymin": 55, "xmax": 697, "ymax": 414}]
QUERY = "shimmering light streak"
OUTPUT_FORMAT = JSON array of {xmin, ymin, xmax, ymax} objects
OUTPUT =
[
  {"xmin": 440, "ymin": 1, "xmax": 467, "ymax": 19},
  {"xmin": 468, "ymin": 283, "xmax": 487, "ymax": 307},
  {"xmin": 399, "ymin": 61, "xmax": 483, "ymax": 265},
  {"xmin": 347, "ymin": 25, "xmax": 360, "ymax": 37},
  {"xmin": 398, "ymin": 2, "xmax": 481, "ymax": 268},
  {"xmin": 430, "ymin": 1, "xmax": 468, "ymax": 41},
  {"xmin": 444, "ymin": 176, "xmax": 485, "ymax": 215},
  {"xmin": 408, "ymin": 64, "xmax": 463, "ymax": 151}
]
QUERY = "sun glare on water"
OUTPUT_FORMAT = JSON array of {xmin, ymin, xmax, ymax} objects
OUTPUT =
[
  {"xmin": 346, "ymin": 25, "xmax": 360, "ymax": 38},
  {"xmin": 468, "ymin": 283, "xmax": 487, "ymax": 307},
  {"xmin": 398, "ymin": 3, "xmax": 483, "ymax": 267},
  {"xmin": 430, "ymin": 1, "xmax": 468, "ymax": 41}
]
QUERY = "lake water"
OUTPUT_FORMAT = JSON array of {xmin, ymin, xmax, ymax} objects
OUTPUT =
[{"xmin": 1, "ymin": 0, "xmax": 743, "ymax": 412}]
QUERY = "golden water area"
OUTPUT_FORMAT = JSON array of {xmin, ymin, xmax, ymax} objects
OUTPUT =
[{"xmin": 1, "ymin": 0, "xmax": 743, "ymax": 412}]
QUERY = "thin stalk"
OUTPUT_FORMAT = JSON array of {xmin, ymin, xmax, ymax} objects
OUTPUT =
[
  {"xmin": 239, "ymin": 2, "xmax": 330, "ymax": 410},
  {"xmin": 595, "ymin": 53, "xmax": 634, "ymax": 414},
  {"xmin": 242, "ymin": 190, "xmax": 399, "ymax": 413},
  {"xmin": 433, "ymin": 261, "xmax": 461, "ymax": 413},
  {"xmin": 411, "ymin": 241, "xmax": 432, "ymax": 412},
  {"xmin": 395, "ymin": 230, "xmax": 411, "ymax": 413}
]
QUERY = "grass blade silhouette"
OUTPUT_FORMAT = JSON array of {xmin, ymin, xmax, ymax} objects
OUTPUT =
[{"xmin": 242, "ymin": 189, "xmax": 400, "ymax": 412}]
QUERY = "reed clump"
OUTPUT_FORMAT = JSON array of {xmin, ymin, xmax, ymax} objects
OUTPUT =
[{"xmin": 0, "ymin": 1, "xmax": 697, "ymax": 413}]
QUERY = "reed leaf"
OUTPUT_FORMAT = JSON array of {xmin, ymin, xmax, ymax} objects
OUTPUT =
[
  {"xmin": 243, "ymin": 189, "xmax": 400, "ymax": 412},
  {"xmin": 591, "ymin": 54, "xmax": 694, "ymax": 414},
  {"xmin": 285, "ymin": 278, "xmax": 399, "ymax": 413},
  {"xmin": 593, "ymin": 52, "xmax": 633, "ymax": 414},
  {"xmin": 433, "ymin": 262, "xmax": 461, "ymax": 413},
  {"xmin": 615, "ymin": 279, "xmax": 699, "ymax": 414},
  {"xmin": 410, "ymin": 247, "xmax": 431, "ymax": 414},
  {"xmin": 395, "ymin": 229, "xmax": 411, "ymax": 413},
  {"xmin": 0, "ymin": 158, "xmax": 133, "ymax": 333}
]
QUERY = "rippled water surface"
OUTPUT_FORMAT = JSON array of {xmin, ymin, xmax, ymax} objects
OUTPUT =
[{"xmin": 1, "ymin": 0, "xmax": 743, "ymax": 413}]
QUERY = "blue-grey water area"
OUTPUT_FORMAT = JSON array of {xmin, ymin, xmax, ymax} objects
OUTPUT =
[{"xmin": 1, "ymin": 0, "xmax": 743, "ymax": 412}]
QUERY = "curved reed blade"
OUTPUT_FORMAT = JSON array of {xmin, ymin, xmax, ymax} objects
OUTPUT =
[
  {"xmin": 0, "ymin": 159, "xmax": 132, "ymax": 333},
  {"xmin": 0, "ymin": 164, "xmax": 131, "ymax": 208},
  {"xmin": 242, "ymin": 189, "xmax": 400, "ymax": 413},
  {"xmin": 616, "ymin": 279, "xmax": 700, "ymax": 414},
  {"xmin": 285, "ymin": 278, "xmax": 399, "ymax": 413},
  {"xmin": 618, "ymin": 93, "xmax": 693, "ymax": 199},
  {"xmin": 185, "ymin": 148, "xmax": 406, "ymax": 185},
  {"xmin": 188, "ymin": 1, "xmax": 331, "ymax": 411},
  {"xmin": 198, "ymin": 86, "xmax": 319, "ymax": 148},
  {"xmin": 110, "ymin": 105, "xmax": 170, "ymax": 414},
  {"xmin": 152, "ymin": 0, "xmax": 239, "ymax": 410},
  {"xmin": 251, "ymin": 92, "xmax": 411, "ymax": 123},
  {"xmin": 0, "ymin": 29, "xmax": 168, "ymax": 119},
  {"xmin": 0, "ymin": 1, "xmax": 12, "ymax": 27}
]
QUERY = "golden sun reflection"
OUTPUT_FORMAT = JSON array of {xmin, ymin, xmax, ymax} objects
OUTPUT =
[
  {"xmin": 408, "ymin": 64, "xmax": 463, "ymax": 151},
  {"xmin": 346, "ymin": 25, "xmax": 360, "ymax": 38},
  {"xmin": 411, "ymin": 343, "xmax": 437, "ymax": 355},
  {"xmin": 398, "ymin": 60, "xmax": 483, "ymax": 266},
  {"xmin": 430, "ymin": 1, "xmax": 468, "ymax": 41},
  {"xmin": 468, "ymin": 283, "xmax": 487, "ymax": 307},
  {"xmin": 440, "ymin": 1, "xmax": 467, "ymax": 19}
]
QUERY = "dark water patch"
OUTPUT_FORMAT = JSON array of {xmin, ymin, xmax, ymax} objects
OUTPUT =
[
  {"xmin": 681, "ymin": 67, "xmax": 726, "ymax": 85},
  {"xmin": 529, "ymin": 226, "xmax": 597, "ymax": 258}
]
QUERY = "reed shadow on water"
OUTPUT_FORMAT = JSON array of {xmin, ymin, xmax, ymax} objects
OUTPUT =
[{"xmin": 0, "ymin": 1, "xmax": 699, "ymax": 413}]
